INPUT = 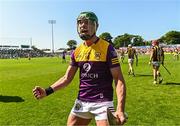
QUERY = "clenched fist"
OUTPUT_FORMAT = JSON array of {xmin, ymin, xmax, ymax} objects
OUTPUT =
[{"xmin": 32, "ymin": 86, "xmax": 46, "ymax": 99}]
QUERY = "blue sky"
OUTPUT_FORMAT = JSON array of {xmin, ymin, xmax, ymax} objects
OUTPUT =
[{"xmin": 0, "ymin": 0, "xmax": 180, "ymax": 50}]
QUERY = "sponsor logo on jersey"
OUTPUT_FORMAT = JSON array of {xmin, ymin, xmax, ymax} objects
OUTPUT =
[
  {"xmin": 81, "ymin": 63, "xmax": 99, "ymax": 79},
  {"xmin": 83, "ymin": 63, "xmax": 91, "ymax": 72}
]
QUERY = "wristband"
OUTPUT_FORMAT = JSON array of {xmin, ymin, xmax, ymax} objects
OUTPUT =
[{"xmin": 45, "ymin": 87, "xmax": 54, "ymax": 96}]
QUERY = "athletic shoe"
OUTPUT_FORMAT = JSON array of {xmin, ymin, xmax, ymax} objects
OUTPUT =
[
  {"xmin": 132, "ymin": 73, "xmax": 135, "ymax": 77},
  {"xmin": 159, "ymin": 78, "xmax": 163, "ymax": 84},
  {"xmin": 153, "ymin": 81, "xmax": 157, "ymax": 84}
]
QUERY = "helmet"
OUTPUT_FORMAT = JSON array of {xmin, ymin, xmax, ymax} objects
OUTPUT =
[
  {"xmin": 77, "ymin": 11, "xmax": 98, "ymax": 40},
  {"xmin": 152, "ymin": 40, "xmax": 159, "ymax": 46},
  {"xmin": 77, "ymin": 11, "xmax": 98, "ymax": 24},
  {"xmin": 128, "ymin": 44, "xmax": 132, "ymax": 47}
]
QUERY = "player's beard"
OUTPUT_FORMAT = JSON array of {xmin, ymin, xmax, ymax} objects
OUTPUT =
[{"xmin": 79, "ymin": 33, "xmax": 95, "ymax": 40}]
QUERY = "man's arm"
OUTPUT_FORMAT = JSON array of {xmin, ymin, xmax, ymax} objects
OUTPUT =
[
  {"xmin": 110, "ymin": 66, "xmax": 126, "ymax": 124},
  {"xmin": 161, "ymin": 48, "xmax": 164, "ymax": 65},
  {"xmin": 134, "ymin": 49, "xmax": 138, "ymax": 66},
  {"xmin": 50, "ymin": 65, "xmax": 78, "ymax": 91},
  {"xmin": 149, "ymin": 48, "xmax": 154, "ymax": 64},
  {"xmin": 33, "ymin": 65, "xmax": 78, "ymax": 99}
]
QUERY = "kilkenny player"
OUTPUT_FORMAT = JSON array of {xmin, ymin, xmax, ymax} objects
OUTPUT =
[
  {"xmin": 149, "ymin": 40, "xmax": 164, "ymax": 84},
  {"xmin": 127, "ymin": 44, "xmax": 138, "ymax": 76}
]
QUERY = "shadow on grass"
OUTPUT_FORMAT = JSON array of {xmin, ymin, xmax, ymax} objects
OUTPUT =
[
  {"xmin": 0, "ymin": 95, "xmax": 25, "ymax": 102},
  {"xmin": 134, "ymin": 73, "xmax": 152, "ymax": 77},
  {"xmin": 164, "ymin": 82, "xmax": 180, "ymax": 85}
]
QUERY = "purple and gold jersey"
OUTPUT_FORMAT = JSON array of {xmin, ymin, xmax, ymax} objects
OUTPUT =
[{"xmin": 70, "ymin": 38, "xmax": 120, "ymax": 102}]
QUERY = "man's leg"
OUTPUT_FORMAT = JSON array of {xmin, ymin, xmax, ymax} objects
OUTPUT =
[
  {"xmin": 128, "ymin": 63, "xmax": 131, "ymax": 75},
  {"xmin": 96, "ymin": 120, "xmax": 109, "ymax": 126},
  {"xmin": 67, "ymin": 113, "xmax": 91, "ymax": 126},
  {"xmin": 177, "ymin": 55, "xmax": 179, "ymax": 60},
  {"xmin": 153, "ymin": 67, "xmax": 158, "ymax": 84},
  {"xmin": 157, "ymin": 69, "xmax": 163, "ymax": 84},
  {"xmin": 128, "ymin": 60, "xmax": 135, "ymax": 76},
  {"xmin": 131, "ymin": 61, "xmax": 135, "ymax": 76}
]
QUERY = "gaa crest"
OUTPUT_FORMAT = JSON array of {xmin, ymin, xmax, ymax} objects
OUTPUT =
[
  {"xmin": 75, "ymin": 102, "xmax": 82, "ymax": 111},
  {"xmin": 95, "ymin": 52, "xmax": 101, "ymax": 60}
]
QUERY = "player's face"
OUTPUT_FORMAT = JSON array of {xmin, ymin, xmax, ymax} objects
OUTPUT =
[
  {"xmin": 152, "ymin": 43, "xmax": 156, "ymax": 46},
  {"xmin": 77, "ymin": 19, "xmax": 97, "ymax": 40}
]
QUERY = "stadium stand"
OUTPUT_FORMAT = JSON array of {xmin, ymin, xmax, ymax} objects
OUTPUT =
[{"xmin": 0, "ymin": 45, "xmax": 50, "ymax": 59}]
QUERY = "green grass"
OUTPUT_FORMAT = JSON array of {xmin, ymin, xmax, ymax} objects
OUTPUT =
[{"xmin": 0, "ymin": 55, "xmax": 179, "ymax": 125}]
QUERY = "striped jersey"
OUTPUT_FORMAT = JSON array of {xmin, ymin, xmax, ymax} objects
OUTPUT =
[
  {"xmin": 127, "ymin": 47, "xmax": 136, "ymax": 59},
  {"xmin": 70, "ymin": 38, "xmax": 120, "ymax": 102},
  {"xmin": 152, "ymin": 46, "xmax": 164, "ymax": 62}
]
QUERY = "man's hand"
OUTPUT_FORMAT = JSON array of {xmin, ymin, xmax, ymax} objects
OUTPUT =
[
  {"xmin": 114, "ymin": 111, "xmax": 127, "ymax": 125},
  {"xmin": 32, "ymin": 86, "xmax": 46, "ymax": 99}
]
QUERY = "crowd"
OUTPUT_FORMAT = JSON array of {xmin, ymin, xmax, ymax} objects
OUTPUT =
[
  {"xmin": 0, "ymin": 48, "xmax": 49, "ymax": 59},
  {"xmin": 1, "ymin": 45, "xmax": 179, "ymax": 60},
  {"xmin": 117, "ymin": 45, "xmax": 180, "ymax": 55}
]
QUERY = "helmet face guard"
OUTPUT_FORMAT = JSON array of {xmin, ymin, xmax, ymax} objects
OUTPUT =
[
  {"xmin": 77, "ymin": 11, "xmax": 98, "ymax": 40},
  {"xmin": 77, "ymin": 19, "xmax": 97, "ymax": 40}
]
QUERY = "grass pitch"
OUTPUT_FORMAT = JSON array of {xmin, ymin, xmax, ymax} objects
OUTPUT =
[{"xmin": 0, "ymin": 55, "xmax": 179, "ymax": 125}]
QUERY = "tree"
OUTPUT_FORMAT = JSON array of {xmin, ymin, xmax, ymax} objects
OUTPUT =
[
  {"xmin": 99, "ymin": 32, "xmax": 113, "ymax": 45},
  {"xmin": 113, "ymin": 33, "xmax": 146, "ymax": 48},
  {"xmin": 160, "ymin": 31, "xmax": 180, "ymax": 44},
  {"xmin": 113, "ymin": 33, "xmax": 132, "ymax": 48},
  {"xmin": 131, "ymin": 35, "xmax": 144, "ymax": 46},
  {"xmin": 67, "ymin": 40, "xmax": 77, "ymax": 49}
]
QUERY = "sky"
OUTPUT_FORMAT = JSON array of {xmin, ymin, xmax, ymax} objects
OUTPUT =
[{"xmin": 0, "ymin": 0, "xmax": 180, "ymax": 50}]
